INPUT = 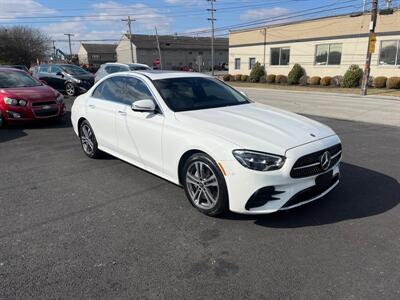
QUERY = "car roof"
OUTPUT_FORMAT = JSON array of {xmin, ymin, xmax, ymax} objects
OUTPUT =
[
  {"xmin": 0, "ymin": 67, "xmax": 25, "ymax": 72},
  {"xmin": 117, "ymin": 70, "xmax": 210, "ymax": 80}
]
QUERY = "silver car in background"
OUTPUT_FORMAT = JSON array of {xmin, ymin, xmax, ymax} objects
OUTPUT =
[{"xmin": 94, "ymin": 62, "xmax": 151, "ymax": 82}]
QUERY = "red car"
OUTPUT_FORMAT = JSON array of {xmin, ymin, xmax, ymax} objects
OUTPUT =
[{"xmin": 0, "ymin": 68, "xmax": 65, "ymax": 127}]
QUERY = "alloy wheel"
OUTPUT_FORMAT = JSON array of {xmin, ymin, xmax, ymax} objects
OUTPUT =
[
  {"xmin": 185, "ymin": 161, "xmax": 219, "ymax": 209},
  {"xmin": 81, "ymin": 124, "xmax": 95, "ymax": 155},
  {"xmin": 66, "ymin": 83, "xmax": 75, "ymax": 96}
]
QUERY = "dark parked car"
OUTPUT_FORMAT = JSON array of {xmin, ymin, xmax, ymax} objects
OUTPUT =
[{"xmin": 33, "ymin": 64, "xmax": 94, "ymax": 96}]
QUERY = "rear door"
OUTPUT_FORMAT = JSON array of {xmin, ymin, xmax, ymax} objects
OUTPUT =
[{"xmin": 86, "ymin": 78, "xmax": 121, "ymax": 152}]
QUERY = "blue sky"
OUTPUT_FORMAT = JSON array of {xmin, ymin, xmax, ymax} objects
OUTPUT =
[{"xmin": 0, "ymin": 0, "xmax": 395, "ymax": 52}]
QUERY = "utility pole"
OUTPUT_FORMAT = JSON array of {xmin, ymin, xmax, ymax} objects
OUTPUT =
[
  {"xmin": 52, "ymin": 40, "xmax": 56, "ymax": 63},
  {"xmin": 122, "ymin": 16, "xmax": 135, "ymax": 63},
  {"xmin": 207, "ymin": 0, "xmax": 216, "ymax": 76},
  {"xmin": 386, "ymin": 0, "xmax": 392, "ymax": 8},
  {"xmin": 154, "ymin": 26, "xmax": 163, "ymax": 70},
  {"xmin": 363, "ymin": 0, "xmax": 367, "ymax": 12},
  {"xmin": 64, "ymin": 33, "xmax": 74, "ymax": 59},
  {"xmin": 361, "ymin": 0, "xmax": 378, "ymax": 96}
]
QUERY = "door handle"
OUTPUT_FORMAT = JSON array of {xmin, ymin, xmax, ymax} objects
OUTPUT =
[
  {"xmin": 118, "ymin": 110, "xmax": 127, "ymax": 116},
  {"xmin": 88, "ymin": 104, "xmax": 95, "ymax": 109}
]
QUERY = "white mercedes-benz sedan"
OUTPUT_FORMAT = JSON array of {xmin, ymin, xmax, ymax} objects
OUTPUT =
[{"xmin": 71, "ymin": 71, "xmax": 341, "ymax": 216}]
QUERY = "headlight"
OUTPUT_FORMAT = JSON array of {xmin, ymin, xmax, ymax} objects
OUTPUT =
[
  {"xmin": 4, "ymin": 97, "xmax": 19, "ymax": 106},
  {"xmin": 19, "ymin": 100, "xmax": 27, "ymax": 106},
  {"xmin": 56, "ymin": 94, "xmax": 64, "ymax": 103},
  {"xmin": 72, "ymin": 78, "xmax": 81, "ymax": 83},
  {"xmin": 232, "ymin": 150, "xmax": 285, "ymax": 171}
]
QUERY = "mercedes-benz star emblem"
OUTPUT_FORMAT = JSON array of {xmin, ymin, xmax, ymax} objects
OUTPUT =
[{"xmin": 320, "ymin": 151, "xmax": 331, "ymax": 171}]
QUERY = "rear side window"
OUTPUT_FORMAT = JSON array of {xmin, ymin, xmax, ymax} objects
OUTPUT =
[
  {"xmin": 92, "ymin": 76, "xmax": 153, "ymax": 105},
  {"xmin": 39, "ymin": 65, "xmax": 49, "ymax": 72},
  {"xmin": 105, "ymin": 65, "xmax": 128, "ymax": 74}
]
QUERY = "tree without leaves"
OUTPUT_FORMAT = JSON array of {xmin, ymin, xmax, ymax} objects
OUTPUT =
[{"xmin": 0, "ymin": 26, "xmax": 51, "ymax": 67}]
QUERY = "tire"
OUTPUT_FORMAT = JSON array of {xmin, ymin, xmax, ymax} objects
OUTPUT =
[
  {"xmin": 79, "ymin": 120, "xmax": 101, "ymax": 158},
  {"xmin": 0, "ymin": 111, "xmax": 5, "ymax": 128},
  {"xmin": 182, "ymin": 153, "xmax": 229, "ymax": 216},
  {"xmin": 65, "ymin": 82, "xmax": 75, "ymax": 96}
]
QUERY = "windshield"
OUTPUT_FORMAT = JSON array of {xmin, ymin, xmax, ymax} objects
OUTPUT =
[
  {"xmin": 0, "ymin": 71, "xmax": 41, "ymax": 88},
  {"xmin": 129, "ymin": 65, "xmax": 151, "ymax": 71},
  {"xmin": 61, "ymin": 65, "xmax": 89, "ymax": 75},
  {"xmin": 153, "ymin": 77, "xmax": 250, "ymax": 112}
]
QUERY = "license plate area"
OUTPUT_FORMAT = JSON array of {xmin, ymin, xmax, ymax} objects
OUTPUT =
[{"xmin": 315, "ymin": 170, "xmax": 333, "ymax": 191}]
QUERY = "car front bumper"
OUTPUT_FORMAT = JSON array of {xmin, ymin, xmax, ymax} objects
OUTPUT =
[
  {"xmin": 0, "ymin": 103, "xmax": 65, "ymax": 124},
  {"xmin": 222, "ymin": 135, "xmax": 341, "ymax": 214}
]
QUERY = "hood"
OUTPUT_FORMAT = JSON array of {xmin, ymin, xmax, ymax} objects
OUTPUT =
[
  {"xmin": 1, "ymin": 85, "xmax": 59, "ymax": 102},
  {"xmin": 175, "ymin": 103, "xmax": 335, "ymax": 155}
]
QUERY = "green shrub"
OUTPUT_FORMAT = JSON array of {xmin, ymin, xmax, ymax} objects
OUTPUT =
[
  {"xmin": 373, "ymin": 76, "xmax": 387, "ymax": 88},
  {"xmin": 241, "ymin": 75, "xmax": 249, "ymax": 82},
  {"xmin": 266, "ymin": 74, "xmax": 276, "ymax": 83},
  {"xmin": 320, "ymin": 76, "xmax": 331, "ymax": 86},
  {"xmin": 275, "ymin": 75, "xmax": 287, "ymax": 84},
  {"xmin": 309, "ymin": 76, "xmax": 321, "ymax": 85},
  {"xmin": 330, "ymin": 75, "xmax": 342, "ymax": 87},
  {"xmin": 287, "ymin": 64, "xmax": 304, "ymax": 85},
  {"xmin": 229, "ymin": 75, "xmax": 235, "ymax": 81},
  {"xmin": 249, "ymin": 62, "xmax": 265, "ymax": 83},
  {"xmin": 259, "ymin": 75, "xmax": 267, "ymax": 83},
  {"xmin": 342, "ymin": 65, "xmax": 363, "ymax": 87},
  {"xmin": 223, "ymin": 74, "xmax": 231, "ymax": 81},
  {"xmin": 234, "ymin": 74, "xmax": 242, "ymax": 81},
  {"xmin": 299, "ymin": 75, "xmax": 309, "ymax": 86},
  {"xmin": 386, "ymin": 77, "xmax": 400, "ymax": 89}
]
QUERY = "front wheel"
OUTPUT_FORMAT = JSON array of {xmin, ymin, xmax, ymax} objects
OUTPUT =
[
  {"xmin": 182, "ymin": 153, "xmax": 229, "ymax": 216},
  {"xmin": 79, "ymin": 120, "xmax": 101, "ymax": 158},
  {"xmin": 65, "ymin": 83, "xmax": 76, "ymax": 96}
]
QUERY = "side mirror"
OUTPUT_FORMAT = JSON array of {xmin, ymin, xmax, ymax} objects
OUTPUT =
[
  {"xmin": 132, "ymin": 99, "xmax": 156, "ymax": 112},
  {"xmin": 56, "ymin": 72, "xmax": 64, "ymax": 77}
]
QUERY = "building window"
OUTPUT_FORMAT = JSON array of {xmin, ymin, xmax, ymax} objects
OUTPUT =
[
  {"xmin": 234, "ymin": 58, "xmax": 241, "ymax": 70},
  {"xmin": 91, "ymin": 54, "xmax": 100, "ymax": 60},
  {"xmin": 270, "ymin": 47, "xmax": 290, "ymax": 65},
  {"xmin": 188, "ymin": 51, "xmax": 192, "ymax": 54},
  {"xmin": 198, "ymin": 51, "xmax": 203, "ymax": 55},
  {"xmin": 315, "ymin": 43, "xmax": 342, "ymax": 65},
  {"xmin": 379, "ymin": 40, "xmax": 399, "ymax": 65},
  {"xmin": 249, "ymin": 57, "xmax": 256, "ymax": 69}
]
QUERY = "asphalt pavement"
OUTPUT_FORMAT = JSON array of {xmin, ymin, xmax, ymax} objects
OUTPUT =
[{"xmin": 0, "ymin": 96, "xmax": 399, "ymax": 299}]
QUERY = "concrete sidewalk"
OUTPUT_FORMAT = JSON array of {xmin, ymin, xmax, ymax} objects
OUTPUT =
[{"xmin": 241, "ymin": 87, "xmax": 400, "ymax": 127}]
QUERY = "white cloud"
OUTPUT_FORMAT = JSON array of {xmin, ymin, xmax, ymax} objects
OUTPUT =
[
  {"xmin": 239, "ymin": 7, "xmax": 289, "ymax": 22},
  {"xmin": 0, "ymin": 0, "xmax": 56, "ymax": 19},
  {"xmin": 40, "ymin": 1, "xmax": 174, "ymax": 53}
]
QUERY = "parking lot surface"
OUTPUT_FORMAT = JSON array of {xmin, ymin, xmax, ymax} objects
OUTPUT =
[{"xmin": 1, "ymin": 96, "xmax": 399, "ymax": 299}]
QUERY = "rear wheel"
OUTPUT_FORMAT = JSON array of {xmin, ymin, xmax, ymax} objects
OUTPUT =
[
  {"xmin": 65, "ymin": 83, "xmax": 75, "ymax": 96},
  {"xmin": 79, "ymin": 120, "xmax": 101, "ymax": 158},
  {"xmin": 182, "ymin": 153, "xmax": 229, "ymax": 216}
]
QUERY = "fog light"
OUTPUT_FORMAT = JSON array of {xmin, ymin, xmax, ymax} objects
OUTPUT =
[{"xmin": 7, "ymin": 111, "xmax": 21, "ymax": 119}]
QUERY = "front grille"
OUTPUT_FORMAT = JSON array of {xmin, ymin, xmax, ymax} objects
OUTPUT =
[
  {"xmin": 283, "ymin": 173, "xmax": 340, "ymax": 208},
  {"xmin": 33, "ymin": 107, "xmax": 59, "ymax": 117},
  {"xmin": 290, "ymin": 143, "xmax": 342, "ymax": 178},
  {"xmin": 32, "ymin": 101, "xmax": 57, "ymax": 107}
]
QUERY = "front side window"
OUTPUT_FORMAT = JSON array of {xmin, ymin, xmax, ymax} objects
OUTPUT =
[
  {"xmin": 92, "ymin": 76, "xmax": 153, "ymax": 105},
  {"xmin": 153, "ymin": 77, "xmax": 249, "ymax": 112},
  {"xmin": 315, "ymin": 43, "xmax": 342, "ymax": 65},
  {"xmin": 379, "ymin": 40, "xmax": 399, "ymax": 65},
  {"xmin": 249, "ymin": 57, "xmax": 256, "ymax": 70},
  {"xmin": 50, "ymin": 65, "xmax": 63, "ymax": 74},
  {"xmin": 234, "ymin": 58, "xmax": 241, "ymax": 70},
  {"xmin": 270, "ymin": 48, "xmax": 290, "ymax": 65}
]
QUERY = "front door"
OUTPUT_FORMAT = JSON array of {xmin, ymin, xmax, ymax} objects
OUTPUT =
[{"xmin": 114, "ymin": 76, "xmax": 164, "ymax": 173}]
